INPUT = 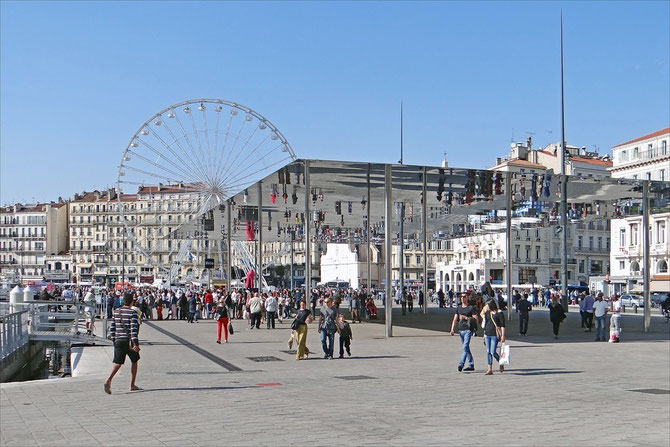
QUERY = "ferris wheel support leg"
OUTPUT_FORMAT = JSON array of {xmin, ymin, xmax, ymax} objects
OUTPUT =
[{"xmin": 227, "ymin": 200, "xmax": 232, "ymax": 291}]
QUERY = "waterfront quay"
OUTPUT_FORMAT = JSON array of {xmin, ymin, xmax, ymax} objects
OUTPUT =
[{"xmin": 1, "ymin": 306, "xmax": 668, "ymax": 447}]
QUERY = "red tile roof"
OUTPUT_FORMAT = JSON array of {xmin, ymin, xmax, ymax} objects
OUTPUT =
[
  {"xmin": 507, "ymin": 160, "xmax": 546, "ymax": 168},
  {"xmin": 571, "ymin": 156, "xmax": 613, "ymax": 167},
  {"xmin": 612, "ymin": 127, "xmax": 670, "ymax": 148},
  {"xmin": 137, "ymin": 184, "xmax": 199, "ymax": 194}
]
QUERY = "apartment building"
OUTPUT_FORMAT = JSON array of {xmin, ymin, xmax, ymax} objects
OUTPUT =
[
  {"xmin": 610, "ymin": 127, "xmax": 669, "ymax": 181},
  {"xmin": 608, "ymin": 127, "xmax": 670, "ymax": 293},
  {"xmin": 436, "ymin": 223, "xmax": 610, "ymax": 293},
  {"xmin": 0, "ymin": 202, "xmax": 68, "ymax": 283}
]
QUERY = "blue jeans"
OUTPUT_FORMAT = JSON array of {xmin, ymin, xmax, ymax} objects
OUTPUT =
[
  {"xmin": 595, "ymin": 315, "xmax": 606, "ymax": 340},
  {"xmin": 484, "ymin": 335, "xmax": 500, "ymax": 365},
  {"xmin": 320, "ymin": 331, "xmax": 334, "ymax": 357},
  {"xmin": 459, "ymin": 330, "xmax": 474, "ymax": 367}
]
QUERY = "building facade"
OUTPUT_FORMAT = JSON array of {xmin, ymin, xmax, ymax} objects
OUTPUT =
[
  {"xmin": 610, "ymin": 127, "xmax": 669, "ymax": 181},
  {"xmin": 608, "ymin": 127, "xmax": 670, "ymax": 293},
  {"xmin": 436, "ymin": 223, "xmax": 610, "ymax": 293},
  {"xmin": 0, "ymin": 203, "xmax": 68, "ymax": 283}
]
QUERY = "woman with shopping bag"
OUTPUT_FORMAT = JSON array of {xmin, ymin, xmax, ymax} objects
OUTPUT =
[{"xmin": 480, "ymin": 299, "xmax": 506, "ymax": 375}]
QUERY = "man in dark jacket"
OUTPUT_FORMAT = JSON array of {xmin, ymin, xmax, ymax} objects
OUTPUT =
[{"xmin": 517, "ymin": 293, "xmax": 532, "ymax": 336}]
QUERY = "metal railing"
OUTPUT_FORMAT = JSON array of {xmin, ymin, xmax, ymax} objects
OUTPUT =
[{"xmin": 0, "ymin": 309, "xmax": 29, "ymax": 360}]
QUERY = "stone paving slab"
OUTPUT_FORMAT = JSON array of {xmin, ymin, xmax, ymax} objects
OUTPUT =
[{"xmin": 1, "ymin": 306, "xmax": 669, "ymax": 446}]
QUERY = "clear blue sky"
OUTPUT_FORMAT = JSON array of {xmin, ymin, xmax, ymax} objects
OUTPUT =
[{"xmin": 1, "ymin": 1, "xmax": 668, "ymax": 204}]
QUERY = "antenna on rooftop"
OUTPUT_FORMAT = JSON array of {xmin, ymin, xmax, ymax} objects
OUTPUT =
[{"xmin": 510, "ymin": 128, "xmax": 515, "ymax": 143}]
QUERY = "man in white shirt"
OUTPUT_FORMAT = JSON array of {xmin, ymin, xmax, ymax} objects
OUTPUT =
[
  {"xmin": 592, "ymin": 292, "xmax": 609, "ymax": 342},
  {"xmin": 248, "ymin": 293, "xmax": 263, "ymax": 329},
  {"xmin": 609, "ymin": 294, "xmax": 622, "ymax": 342},
  {"xmin": 264, "ymin": 294, "xmax": 278, "ymax": 329}
]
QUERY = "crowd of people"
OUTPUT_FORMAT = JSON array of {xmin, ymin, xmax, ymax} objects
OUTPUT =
[{"xmin": 26, "ymin": 280, "xmax": 667, "ymax": 394}]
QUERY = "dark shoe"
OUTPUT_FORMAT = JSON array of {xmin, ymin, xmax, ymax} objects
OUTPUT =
[
  {"xmin": 104, "ymin": 382, "xmax": 111, "ymax": 395},
  {"xmin": 338, "ymin": 355, "xmax": 343, "ymax": 358},
  {"xmin": 594, "ymin": 338, "xmax": 600, "ymax": 341},
  {"xmin": 324, "ymin": 355, "xmax": 329, "ymax": 359},
  {"xmin": 458, "ymin": 365, "xmax": 464, "ymax": 372},
  {"xmin": 463, "ymin": 366, "xmax": 475, "ymax": 371}
]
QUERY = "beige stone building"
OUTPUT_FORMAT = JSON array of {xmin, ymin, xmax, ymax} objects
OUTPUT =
[{"xmin": 0, "ymin": 202, "xmax": 68, "ymax": 283}]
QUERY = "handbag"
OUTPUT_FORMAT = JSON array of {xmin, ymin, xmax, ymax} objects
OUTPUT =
[
  {"xmin": 228, "ymin": 322, "xmax": 234, "ymax": 335},
  {"xmin": 290, "ymin": 318, "xmax": 299, "ymax": 330},
  {"xmin": 499, "ymin": 342, "xmax": 510, "ymax": 366}
]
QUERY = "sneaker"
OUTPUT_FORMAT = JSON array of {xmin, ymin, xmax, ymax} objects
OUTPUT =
[
  {"xmin": 463, "ymin": 366, "xmax": 475, "ymax": 371},
  {"xmin": 458, "ymin": 365, "xmax": 464, "ymax": 372},
  {"xmin": 216, "ymin": 340, "xmax": 221, "ymax": 344}
]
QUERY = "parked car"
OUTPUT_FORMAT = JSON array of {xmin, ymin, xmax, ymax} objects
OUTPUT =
[{"xmin": 619, "ymin": 294, "xmax": 644, "ymax": 312}]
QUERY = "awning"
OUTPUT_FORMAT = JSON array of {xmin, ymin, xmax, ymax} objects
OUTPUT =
[
  {"xmin": 77, "ymin": 263, "xmax": 93, "ymax": 269},
  {"xmin": 651, "ymin": 275, "xmax": 670, "ymax": 292}
]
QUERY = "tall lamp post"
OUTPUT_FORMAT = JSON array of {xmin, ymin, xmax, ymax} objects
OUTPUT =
[{"xmin": 121, "ymin": 228, "xmax": 126, "ymax": 290}]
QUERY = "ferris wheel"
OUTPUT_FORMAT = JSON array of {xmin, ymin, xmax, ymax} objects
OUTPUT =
[{"xmin": 116, "ymin": 98, "xmax": 297, "ymax": 279}]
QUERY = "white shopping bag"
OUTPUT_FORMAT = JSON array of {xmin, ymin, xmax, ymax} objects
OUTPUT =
[{"xmin": 499, "ymin": 343, "xmax": 510, "ymax": 366}]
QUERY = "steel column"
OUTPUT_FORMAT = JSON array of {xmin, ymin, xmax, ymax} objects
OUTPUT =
[
  {"xmin": 559, "ymin": 14, "xmax": 570, "ymax": 312},
  {"xmin": 398, "ymin": 202, "xmax": 405, "ymax": 299},
  {"xmin": 367, "ymin": 163, "xmax": 371, "ymax": 294},
  {"xmin": 384, "ymin": 164, "xmax": 393, "ymax": 337},
  {"xmin": 304, "ymin": 161, "xmax": 311, "ymax": 295},
  {"xmin": 258, "ymin": 181, "xmax": 263, "ymax": 293},
  {"xmin": 642, "ymin": 180, "xmax": 651, "ymax": 331},
  {"xmin": 506, "ymin": 172, "xmax": 513, "ymax": 321},
  {"xmin": 422, "ymin": 166, "xmax": 428, "ymax": 314},
  {"xmin": 290, "ymin": 229, "xmax": 295, "ymax": 291}
]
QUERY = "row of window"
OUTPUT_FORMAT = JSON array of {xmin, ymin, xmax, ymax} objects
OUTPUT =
[
  {"xmin": 71, "ymin": 201, "xmax": 199, "ymax": 214},
  {"xmin": 620, "ymin": 259, "xmax": 669, "ymax": 274},
  {"xmin": 0, "ymin": 241, "xmax": 44, "ymax": 251},
  {"xmin": 0, "ymin": 216, "xmax": 46, "ymax": 225},
  {"xmin": 618, "ymin": 140, "xmax": 668, "ymax": 162},
  {"xmin": 618, "ymin": 221, "xmax": 667, "ymax": 247},
  {"xmin": 0, "ymin": 227, "xmax": 46, "ymax": 237}
]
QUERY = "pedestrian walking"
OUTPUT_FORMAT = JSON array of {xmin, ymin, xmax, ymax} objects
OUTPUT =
[
  {"xmin": 580, "ymin": 292, "xmax": 595, "ymax": 332},
  {"xmin": 593, "ymin": 292, "xmax": 609, "ymax": 341},
  {"xmin": 293, "ymin": 300, "xmax": 313, "ymax": 360},
  {"xmin": 548, "ymin": 296, "xmax": 566, "ymax": 339},
  {"xmin": 104, "ymin": 293, "xmax": 141, "ymax": 395},
  {"xmin": 609, "ymin": 294, "xmax": 622, "ymax": 342},
  {"xmin": 450, "ymin": 294, "xmax": 478, "ymax": 372},
  {"xmin": 265, "ymin": 294, "xmax": 278, "ymax": 329},
  {"xmin": 215, "ymin": 298, "xmax": 229, "ymax": 344},
  {"xmin": 337, "ymin": 314, "xmax": 352, "ymax": 358},
  {"xmin": 517, "ymin": 293, "xmax": 532, "ymax": 336},
  {"xmin": 187, "ymin": 293, "xmax": 197, "ymax": 323},
  {"xmin": 480, "ymin": 299, "xmax": 505, "ymax": 375},
  {"xmin": 318, "ymin": 297, "xmax": 339, "ymax": 359},
  {"xmin": 400, "ymin": 287, "xmax": 407, "ymax": 315},
  {"xmin": 248, "ymin": 293, "xmax": 263, "ymax": 329}
]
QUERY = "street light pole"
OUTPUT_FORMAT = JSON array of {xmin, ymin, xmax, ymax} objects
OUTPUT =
[
  {"xmin": 122, "ymin": 229, "xmax": 126, "ymax": 290},
  {"xmin": 559, "ymin": 12, "xmax": 570, "ymax": 312}
]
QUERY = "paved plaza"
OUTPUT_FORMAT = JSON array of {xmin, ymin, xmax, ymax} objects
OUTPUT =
[{"xmin": 1, "ymin": 305, "xmax": 669, "ymax": 446}]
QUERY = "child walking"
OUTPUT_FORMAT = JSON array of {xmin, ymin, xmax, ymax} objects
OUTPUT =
[{"xmin": 337, "ymin": 314, "xmax": 352, "ymax": 358}]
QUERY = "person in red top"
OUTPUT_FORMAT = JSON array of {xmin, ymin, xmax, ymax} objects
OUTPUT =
[{"xmin": 204, "ymin": 290, "xmax": 214, "ymax": 319}]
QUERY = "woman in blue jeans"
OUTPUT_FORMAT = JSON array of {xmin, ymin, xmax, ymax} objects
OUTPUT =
[{"xmin": 480, "ymin": 299, "xmax": 506, "ymax": 375}]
